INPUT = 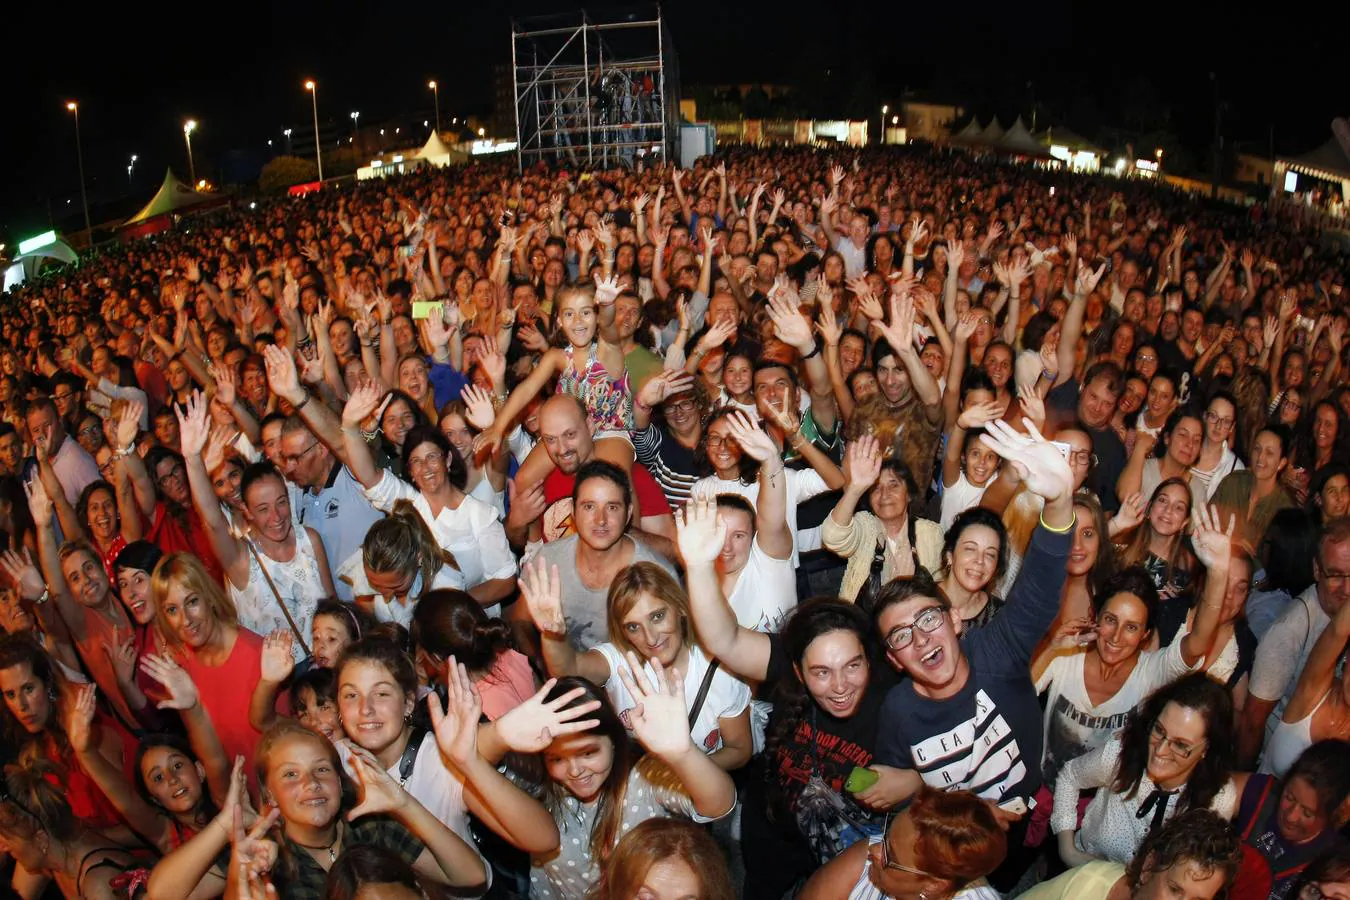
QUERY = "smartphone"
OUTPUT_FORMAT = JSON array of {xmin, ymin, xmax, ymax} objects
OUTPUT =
[
  {"xmin": 844, "ymin": 766, "xmax": 880, "ymax": 794},
  {"xmin": 1050, "ymin": 440, "xmax": 1072, "ymax": 461},
  {"xmin": 998, "ymin": 797, "xmax": 1031, "ymax": 816},
  {"xmin": 397, "ymin": 246, "xmax": 413, "ymax": 259},
  {"xmin": 411, "ymin": 301, "xmax": 443, "ymax": 321}
]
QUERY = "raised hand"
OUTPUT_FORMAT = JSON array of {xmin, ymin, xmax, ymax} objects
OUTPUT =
[
  {"xmin": 675, "ymin": 494, "xmax": 726, "ymax": 568},
  {"xmin": 694, "ymin": 319, "xmax": 737, "ymax": 355},
  {"xmin": 1075, "ymin": 261, "xmax": 1108, "ymax": 297},
  {"xmin": 725, "ymin": 411, "xmax": 778, "ymax": 462},
  {"xmin": 176, "ymin": 390, "xmax": 211, "ymax": 457},
  {"xmin": 262, "ymin": 344, "xmax": 302, "ymax": 403},
  {"xmin": 460, "ymin": 386, "xmax": 498, "ymax": 432},
  {"xmin": 594, "ymin": 273, "xmax": 622, "ymax": 306},
  {"xmin": 0, "ymin": 547, "xmax": 46, "ymax": 601},
  {"xmin": 427, "ymin": 656, "xmax": 483, "ymax": 769},
  {"xmin": 1038, "ymin": 339, "xmax": 1059, "ymax": 382},
  {"xmin": 1113, "ymin": 491, "xmax": 1147, "ymax": 533},
  {"xmin": 957, "ymin": 400, "xmax": 1006, "ymax": 430},
  {"xmin": 946, "ymin": 240, "xmax": 966, "ymax": 272},
  {"xmin": 1049, "ymin": 616, "xmax": 1098, "ymax": 652},
  {"xmin": 637, "ymin": 370, "xmax": 695, "ymax": 410},
  {"xmin": 1190, "ymin": 504, "xmax": 1235, "ymax": 572},
  {"xmin": 844, "ymin": 434, "xmax": 883, "ymax": 492},
  {"xmin": 494, "ymin": 679, "xmax": 602, "ymax": 754},
  {"xmin": 211, "ymin": 362, "xmax": 238, "ymax": 409},
  {"xmin": 575, "ymin": 229, "xmax": 595, "ymax": 255},
  {"xmin": 816, "ymin": 299, "xmax": 842, "ymax": 347},
  {"xmin": 23, "ymin": 478, "xmax": 53, "ymax": 530},
  {"xmin": 139, "ymin": 653, "xmax": 201, "ymax": 711},
  {"xmin": 66, "ymin": 683, "xmax": 98, "ymax": 754},
  {"xmin": 342, "ymin": 381, "xmax": 386, "ymax": 429},
  {"xmin": 424, "ymin": 306, "xmax": 456, "ymax": 351},
  {"xmin": 104, "ymin": 626, "xmax": 138, "ymax": 687},
  {"xmin": 260, "ymin": 630, "xmax": 295, "ymax": 683},
  {"xmin": 616, "ymin": 652, "xmax": 692, "ymax": 757},
  {"xmin": 766, "ymin": 289, "xmax": 813, "ymax": 350},
  {"xmin": 829, "ymin": 164, "xmax": 845, "ymax": 186},
  {"xmin": 977, "ymin": 418, "xmax": 1073, "ymax": 504},
  {"xmin": 1017, "ymin": 384, "xmax": 1046, "ymax": 429},
  {"xmin": 517, "ymin": 557, "xmax": 566, "ymax": 636}
]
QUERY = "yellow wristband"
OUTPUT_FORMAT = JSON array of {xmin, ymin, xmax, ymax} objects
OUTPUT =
[{"xmin": 1039, "ymin": 510, "xmax": 1077, "ymax": 535}]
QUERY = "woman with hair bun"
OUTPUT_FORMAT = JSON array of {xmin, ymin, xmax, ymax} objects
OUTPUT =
[{"xmin": 410, "ymin": 588, "xmax": 535, "ymax": 720}]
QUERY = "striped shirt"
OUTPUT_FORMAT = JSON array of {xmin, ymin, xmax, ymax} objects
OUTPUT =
[{"xmin": 633, "ymin": 423, "xmax": 700, "ymax": 508}]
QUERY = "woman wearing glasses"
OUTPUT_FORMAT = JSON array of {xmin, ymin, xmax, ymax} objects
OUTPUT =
[
  {"xmin": 1294, "ymin": 846, "xmax": 1350, "ymax": 900},
  {"xmin": 1052, "ymin": 673, "xmax": 1243, "ymax": 868},
  {"xmin": 799, "ymin": 788, "xmax": 1004, "ymax": 900},
  {"xmin": 1190, "ymin": 391, "xmax": 1244, "ymax": 501}
]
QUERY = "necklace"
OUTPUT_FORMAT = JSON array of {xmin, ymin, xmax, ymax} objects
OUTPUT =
[{"xmin": 293, "ymin": 822, "xmax": 342, "ymax": 863}]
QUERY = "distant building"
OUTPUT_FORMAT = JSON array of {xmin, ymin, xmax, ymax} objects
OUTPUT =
[
  {"xmin": 492, "ymin": 62, "xmax": 515, "ymax": 139},
  {"xmin": 1234, "ymin": 151, "xmax": 1274, "ymax": 188},
  {"xmin": 902, "ymin": 99, "xmax": 965, "ymax": 143}
]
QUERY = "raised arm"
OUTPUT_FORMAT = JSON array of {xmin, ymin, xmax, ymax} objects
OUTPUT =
[
  {"xmin": 517, "ymin": 558, "xmax": 612, "ymax": 686},
  {"xmin": 876, "ymin": 292, "xmax": 943, "ymax": 424},
  {"xmin": 816, "ymin": 299, "xmax": 855, "ymax": 423},
  {"xmin": 943, "ymin": 313, "xmax": 977, "ymax": 429},
  {"xmin": 767, "ymin": 280, "xmax": 838, "ymax": 434},
  {"xmin": 338, "ymin": 381, "xmax": 388, "ymax": 490},
  {"xmin": 26, "ymin": 480, "xmax": 87, "ymax": 643},
  {"xmin": 429, "ymin": 660, "xmax": 561, "ymax": 855},
  {"xmin": 263, "ymin": 344, "xmax": 344, "ymax": 455},
  {"xmin": 1178, "ymin": 505, "xmax": 1234, "ymax": 666},
  {"xmin": 726, "ymin": 413, "xmax": 792, "ymax": 560},
  {"xmin": 678, "ymin": 496, "xmax": 771, "ymax": 681},
  {"xmin": 1055, "ymin": 262, "xmax": 1105, "ymax": 387},
  {"xmin": 178, "ymin": 392, "xmax": 248, "ymax": 587},
  {"xmin": 1116, "ymin": 432, "xmax": 1156, "ymax": 502}
]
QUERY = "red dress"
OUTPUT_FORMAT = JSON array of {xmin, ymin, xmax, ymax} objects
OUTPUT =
[
  {"xmin": 180, "ymin": 628, "xmax": 265, "ymax": 775},
  {"xmin": 145, "ymin": 502, "xmax": 224, "ymax": 585}
]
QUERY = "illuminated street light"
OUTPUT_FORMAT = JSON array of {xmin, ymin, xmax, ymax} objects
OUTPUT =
[
  {"xmin": 184, "ymin": 119, "xmax": 198, "ymax": 187},
  {"xmin": 304, "ymin": 80, "xmax": 323, "ymax": 182},
  {"xmin": 65, "ymin": 101, "xmax": 92, "ymax": 238},
  {"xmin": 350, "ymin": 110, "xmax": 360, "ymax": 144},
  {"xmin": 428, "ymin": 80, "xmax": 440, "ymax": 133}
]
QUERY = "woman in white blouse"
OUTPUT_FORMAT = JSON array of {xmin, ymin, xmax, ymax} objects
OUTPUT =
[
  {"xmin": 338, "ymin": 382, "xmax": 516, "ymax": 613},
  {"xmin": 1053, "ymin": 672, "xmax": 1245, "ymax": 868}
]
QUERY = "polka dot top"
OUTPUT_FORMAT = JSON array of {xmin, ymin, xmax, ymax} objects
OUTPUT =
[{"xmin": 527, "ymin": 755, "xmax": 726, "ymax": 900}]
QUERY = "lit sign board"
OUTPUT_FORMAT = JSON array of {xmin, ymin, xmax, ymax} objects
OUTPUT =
[{"xmin": 18, "ymin": 231, "xmax": 57, "ymax": 255}]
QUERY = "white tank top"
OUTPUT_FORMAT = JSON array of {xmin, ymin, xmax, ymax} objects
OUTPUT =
[
  {"xmin": 231, "ymin": 526, "xmax": 326, "ymax": 660},
  {"xmin": 1260, "ymin": 689, "xmax": 1329, "ymax": 778}
]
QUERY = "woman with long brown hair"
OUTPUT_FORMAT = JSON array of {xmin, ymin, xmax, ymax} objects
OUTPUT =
[{"xmin": 592, "ymin": 818, "xmax": 736, "ymax": 900}]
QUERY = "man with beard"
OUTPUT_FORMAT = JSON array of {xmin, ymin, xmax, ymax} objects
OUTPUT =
[
  {"xmin": 530, "ymin": 459, "xmax": 678, "ymax": 651},
  {"xmin": 505, "ymin": 394, "xmax": 673, "ymax": 548}
]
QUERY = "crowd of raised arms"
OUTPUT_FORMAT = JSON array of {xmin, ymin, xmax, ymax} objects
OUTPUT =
[{"xmin": 0, "ymin": 143, "xmax": 1347, "ymax": 900}]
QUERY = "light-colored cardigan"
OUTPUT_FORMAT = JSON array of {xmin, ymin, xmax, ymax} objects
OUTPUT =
[{"xmin": 821, "ymin": 511, "xmax": 944, "ymax": 603}]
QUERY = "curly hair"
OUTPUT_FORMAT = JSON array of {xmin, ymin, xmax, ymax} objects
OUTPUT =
[
  {"xmin": 941, "ymin": 507, "xmax": 1009, "ymax": 586},
  {"xmin": 1125, "ymin": 808, "xmax": 1241, "ymax": 894},
  {"xmin": 763, "ymin": 599, "xmax": 879, "ymax": 823},
  {"xmin": 1113, "ymin": 673, "xmax": 1235, "ymax": 814}
]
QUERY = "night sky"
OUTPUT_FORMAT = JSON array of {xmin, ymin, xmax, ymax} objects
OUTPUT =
[{"xmin": 3, "ymin": 0, "xmax": 1347, "ymax": 241}]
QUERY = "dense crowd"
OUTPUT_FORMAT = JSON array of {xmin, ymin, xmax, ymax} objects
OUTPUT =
[{"xmin": 0, "ymin": 142, "xmax": 1346, "ymax": 900}]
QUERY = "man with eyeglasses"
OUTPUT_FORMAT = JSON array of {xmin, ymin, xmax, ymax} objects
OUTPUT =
[
  {"xmin": 264, "ymin": 346, "xmax": 383, "ymax": 602},
  {"xmin": 1238, "ymin": 518, "xmax": 1350, "ymax": 769},
  {"xmin": 631, "ymin": 369, "xmax": 703, "ymax": 508},
  {"xmin": 50, "ymin": 372, "xmax": 85, "ymax": 433},
  {"xmin": 869, "ymin": 420, "xmax": 1076, "ymax": 891}
]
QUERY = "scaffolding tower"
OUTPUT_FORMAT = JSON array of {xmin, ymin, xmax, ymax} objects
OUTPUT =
[{"xmin": 511, "ymin": 5, "xmax": 679, "ymax": 171}]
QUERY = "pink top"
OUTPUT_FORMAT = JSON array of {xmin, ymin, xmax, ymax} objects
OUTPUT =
[
  {"xmin": 558, "ymin": 343, "xmax": 632, "ymax": 432},
  {"xmin": 477, "ymin": 650, "xmax": 536, "ymax": 721}
]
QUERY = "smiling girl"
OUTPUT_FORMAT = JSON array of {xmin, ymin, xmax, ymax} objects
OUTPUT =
[{"xmin": 522, "ymin": 559, "xmax": 752, "ymax": 770}]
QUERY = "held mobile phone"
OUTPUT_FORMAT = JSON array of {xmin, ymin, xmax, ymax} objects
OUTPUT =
[
  {"xmin": 411, "ymin": 301, "xmax": 443, "ymax": 321},
  {"xmin": 844, "ymin": 766, "xmax": 880, "ymax": 794},
  {"xmin": 1050, "ymin": 440, "xmax": 1072, "ymax": 461},
  {"xmin": 998, "ymin": 797, "xmax": 1033, "ymax": 816}
]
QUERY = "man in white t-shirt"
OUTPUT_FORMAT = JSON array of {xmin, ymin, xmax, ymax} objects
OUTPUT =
[{"xmin": 1238, "ymin": 519, "xmax": 1350, "ymax": 768}]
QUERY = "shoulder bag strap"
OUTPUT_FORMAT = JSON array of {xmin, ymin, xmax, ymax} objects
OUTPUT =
[
  {"xmin": 245, "ymin": 538, "xmax": 312, "ymax": 657},
  {"xmin": 687, "ymin": 659, "xmax": 720, "ymax": 729}
]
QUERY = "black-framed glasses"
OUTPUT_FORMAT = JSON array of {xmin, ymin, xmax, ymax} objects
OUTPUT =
[
  {"xmin": 884, "ymin": 606, "xmax": 946, "ymax": 651},
  {"xmin": 1149, "ymin": 722, "xmax": 1204, "ymax": 760}
]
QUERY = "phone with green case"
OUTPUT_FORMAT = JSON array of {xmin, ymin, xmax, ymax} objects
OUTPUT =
[{"xmin": 844, "ymin": 766, "xmax": 879, "ymax": 793}]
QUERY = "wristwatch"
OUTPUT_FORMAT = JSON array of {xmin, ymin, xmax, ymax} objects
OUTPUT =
[{"xmin": 33, "ymin": 589, "xmax": 49, "ymax": 606}]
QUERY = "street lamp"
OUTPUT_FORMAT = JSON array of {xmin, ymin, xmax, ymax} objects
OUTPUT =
[
  {"xmin": 304, "ymin": 80, "xmax": 323, "ymax": 182},
  {"xmin": 65, "ymin": 101, "xmax": 92, "ymax": 239},
  {"xmin": 881, "ymin": 105, "xmax": 889, "ymax": 146},
  {"xmin": 350, "ymin": 111, "xmax": 360, "ymax": 144},
  {"xmin": 183, "ymin": 119, "xmax": 198, "ymax": 188},
  {"xmin": 129, "ymin": 154, "xmax": 137, "ymax": 185},
  {"xmin": 428, "ymin": 80, "xmax": 440, "ymax": 134}
]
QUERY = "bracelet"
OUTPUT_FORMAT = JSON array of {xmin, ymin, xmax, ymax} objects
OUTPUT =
[
  {"xmin": 33, "ymin": 589, "xmax": 49, "ymax": 606},
  {"xmin": 293, "ymin": 391, "xmax": 313, "ymax": 412},
  {"xmin": 1040, "ymin": 370, "xmax": 1056, "ymax": 382},
  {"xmin": 1039, "ymin": 510, "xmax": 1078, "ymax": 535},
  {"xmin": 800, "ymin": 343, "xmax": 822, "ymax": 361}
]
